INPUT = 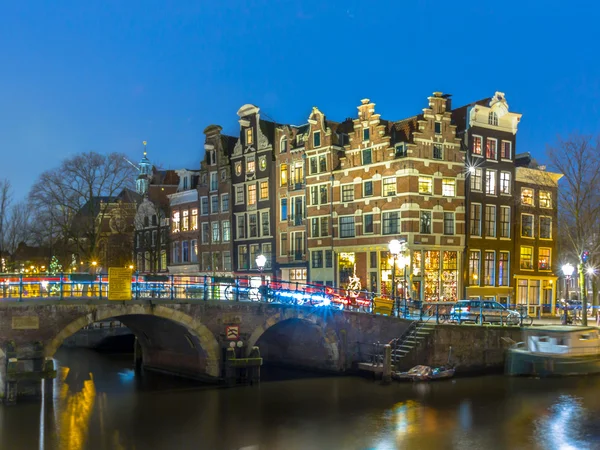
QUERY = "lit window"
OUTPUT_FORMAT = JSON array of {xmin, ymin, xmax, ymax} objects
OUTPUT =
[
  {"xmin": 182, "ymin": 210, "xmax": 189, "ymax": 231},
  {"xmin": 247, "ymin": 184, "xmax": 257, "ymax": 205},
  {"xmin": 498, "ymin": 252, "xmax": 509, "ymax": 286},
  {"xmin": 501, "ymin": 141, "xmax": 512, "ymax": 159},
  {"xmin": 442, "ymin": 179, "xmax": 455, "ymax": 197},
  {"xmin": 500, "ymin": 172, "xmax": 511, "ymax": 194},
  {"xmin": 484, "ymin": 251, "xmax": 495, "ymax": 286},
  {"xmin": 520, "ymin": 246, "xmax": 533, "ymax": 270},
  {"xmin": 539, "ymin": 248, "xmax": 551, "ymax": 270},
  {"xmin": 469, "ymin": 251, "xmax": 480, "ymax": 285},
  {"xmin": 260, "ymin": 181, "xmax": 269, "ymax": 200},
  {"xmin": 172, "ymin": 211, "xmax": 180, "ymax": 232},
  {"xmin": 246, "ymin": 156, "xmax": 255, "ymax": 173},
  {"xmin": 418, "ymin": 177, "xmax": 432, "ymax": 195},
  {"xmin": 222, "ymin": 220, "xmax": 231, "ymax": 242},
  {"xmin": 521, "ymin": 188, "xmax": 534, "ymax": 206},
  {"xmin": 280, "ymin": 164, "xmax": 288, "ymax": 186},
  {"xmin": 473, "ymin": 136, "xmax": 482, "ymax": 155},
  {"xmin": 382, "ymin": 178, "xmax": 396, "ymax": 196},
  {"xmin": 540, "ymin": 191, "xmax": 552, "ymax": 208},
  {"xmin": 485, "ymin": 170, "xmax": 497, "ymax": 195},
  {"xmin": 280, "ymin": 198, "xmax": 288, "ymax": 221},
  {"xmin": 246, "ymin": 128, "xmax": 253, "ymax": 145},
  {"xmin": 486, "ymin": 138, "xmax": 497, "ymax": 159}
]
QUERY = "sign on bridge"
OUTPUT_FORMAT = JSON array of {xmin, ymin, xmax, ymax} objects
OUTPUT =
[{"xmin": 108, "ymin": 268, "xmax": 132, "ymax": 301}]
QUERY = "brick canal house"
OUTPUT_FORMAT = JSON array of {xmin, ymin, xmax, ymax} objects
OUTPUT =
[
  {"xmin": 231, "ymin": 105, "xmax": 276, "ymax": 282},
  {"xmin": 133, "ymin": 149, "xmax": 179, "ymax": 274},
  {"xmin": 513, "ymin": 153, "xmax": 562, "ymax": 314},
  {"xmin": 452, "ymin": 92, "xmax": 522, "ymax": 305},
  {"xmin": 198, "ymin": 125, "xmax": 236, "ymax": 281},
  {"xmin": 167, "ymin": 169, "xmax": 201, "ymax": 275},
  {"xmin": 312, "ymin": 94, "xmax": 466, "ymax": 301}
]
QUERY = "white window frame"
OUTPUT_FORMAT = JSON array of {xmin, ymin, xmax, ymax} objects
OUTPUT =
[{"xmin": 485, "ymin": 169, "xmax": 497, "ymax": 196}]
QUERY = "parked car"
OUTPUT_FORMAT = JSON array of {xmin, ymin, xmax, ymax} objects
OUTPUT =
[{"xmin": 450, "ymin": 299, "xmax": 521, "ymax": 325}]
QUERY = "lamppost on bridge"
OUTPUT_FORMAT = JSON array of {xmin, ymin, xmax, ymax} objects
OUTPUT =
[
  {"xmin": 562, "ymin": 263, "xmax": 575, "ymax": 324},
  {"xmin": 388, "ymin": 239, "xmax": 402, "ymax": 317},
  {"xmin": 256, "ymin": 254, "xmax": 267, "ymax": 302}
]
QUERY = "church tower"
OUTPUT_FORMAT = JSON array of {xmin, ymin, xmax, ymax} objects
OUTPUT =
[{"xmin": 136, "ymin": 141, "xmax": 152, "ymax": 196}]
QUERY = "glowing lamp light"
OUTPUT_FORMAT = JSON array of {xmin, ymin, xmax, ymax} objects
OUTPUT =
[
  {"xmin": 587, "ymin": 267, "xmax": 596, "ymax": 276},
  {"xmin": 41, "ymin": 280, "xmax": 49, "ymax": 289},
  {"xmin": 255, "ymin": 254, "xmax": 267, "ymax": 270},
  {"xmin": 388, "ymin": 239, "xmax": 402, "ymax": 256},
  {"xmin": 562, "ymin": 263, "xmax": 575, "ymax": 277},
  {"xmin": 468, "ymin": 166, "xmax": 476, "ymax": 174},
  {"xmin": 128, "ymin": 265, "xmax": 134, "ymax": 270},
  {"xmin": 91, "ymin": 261, "xmax": 98, "ymax": 267}
]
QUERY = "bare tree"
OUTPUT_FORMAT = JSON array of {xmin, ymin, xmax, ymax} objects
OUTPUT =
[
  {"xmin": 4, "ymin": 202, "xmax": 32, "ymax": 254},
  {"xmin": 0, "ymin": 179, "xmax": 12, "ymax": 261},
  {"xmin": 547, "ymin": 134, "xmax": 600, "ymax": 325},
  {"xmin": 28, "ymin": 152, "xmax": 137, "ymax": 265}
]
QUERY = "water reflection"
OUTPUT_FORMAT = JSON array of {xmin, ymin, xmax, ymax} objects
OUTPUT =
[{"xmin": 3, "ymin": 349, "xmax": 600, "ymax": 449}]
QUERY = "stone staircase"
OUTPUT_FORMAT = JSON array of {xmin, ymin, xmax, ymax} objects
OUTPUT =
[{"xmin": 389, "ymin": 318, "xmax": 437, "ymax": 365}]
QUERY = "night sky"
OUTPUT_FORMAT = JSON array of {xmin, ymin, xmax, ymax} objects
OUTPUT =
[{"xmin": 1, "ymin": 1, "xmax": 599, "ymax": 200}]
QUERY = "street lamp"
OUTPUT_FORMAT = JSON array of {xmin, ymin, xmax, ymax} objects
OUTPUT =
[
  {"xmin": 389, "ymin": 239, "xmax": 402, "ymax": 316},
  {"xmin": 256, "ymin": 254, "xmax": 266, "ymax": 284},
  {"xmin": 562, "ymin": 263, "xmax": 575, "ymax": 324}
]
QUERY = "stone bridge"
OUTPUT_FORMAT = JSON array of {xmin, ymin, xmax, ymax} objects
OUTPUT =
[{"xmin": 0, "ymin": 299, "xmax": 410, "ymax": 400}]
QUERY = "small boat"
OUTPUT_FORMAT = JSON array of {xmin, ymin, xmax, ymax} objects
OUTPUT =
[
  {"xmin": 506, "ymin": 326, "xmax": 600, "ymax": 377},
  {"xmin": 393, "ymin": 365, "xmax": 455, "ymax": 381}
]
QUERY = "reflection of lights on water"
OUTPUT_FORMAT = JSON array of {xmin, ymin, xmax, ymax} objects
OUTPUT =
[
  {"xmin": 536, "ymin": 395, "xmax": 585, "ymax": 450},
  {"xmin": 118, "ymin": 369, "xmax": 135, "ymax": 384},
  {"xmin": 459, "ymin": 400, "xmax": 472, "ymax": 430}
]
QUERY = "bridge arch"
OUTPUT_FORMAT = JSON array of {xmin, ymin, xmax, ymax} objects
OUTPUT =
[
  {"xmin": 247, "ymin": 310, "xmax": 340, "ymax": 371},
  {"xmin": 46, "ymin": 305, "xmax": 221, "ymax": 378}
]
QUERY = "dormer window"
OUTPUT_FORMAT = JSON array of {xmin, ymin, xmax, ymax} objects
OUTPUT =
[
  {"xmin": 208, "ymin": 150, "xmax": 216, "ymax": 165},
  {"xmin": 395, "ymin": 143, "xmax": 407, "ymax": 157},
  {"xmin": 488, "ymin": 112, "xmax": 498, "ymax": 126},
  {"xmin": 246, "ymin": 128, "xmax": 253, "ymax": 145},
  {"xmin": 281, "ymin": 136, "xmax": 288, "ymax": 153},
  {"xmin": 183, "ymin": 176, "xmax": 188, "ymax": 190},
  {"xmin": 313, "ymin": 131, "xmax": 321, "ymax": 148},
  {"xmin": 363, "ymin": 128, "xmax": 370, "ymax": 141},
  {"xmin": 435, "ymin": 122, "xmax": 442, "ymax": 134}
]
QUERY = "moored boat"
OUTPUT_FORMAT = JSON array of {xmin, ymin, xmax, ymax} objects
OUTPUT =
[
  {"xmin": 393, "ymin": 365, "xmax": 455, "ymax": 381},
  {"xmin": 506, "ymin": 326, "xmax": 600, "ymax": 377}
]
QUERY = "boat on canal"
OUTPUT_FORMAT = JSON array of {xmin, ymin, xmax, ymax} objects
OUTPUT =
[
  {"xmin": 506, "ymin": 326, "xmax": 600, "ymax": 377},
  {"xmin": 393, "ymin": 365, "xmax": 455, "ymax": 382}
]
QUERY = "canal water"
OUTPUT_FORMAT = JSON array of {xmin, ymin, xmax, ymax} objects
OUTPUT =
[{"xmin": 2, "ymin": 348, "xmax": 600, "ymax": 450}]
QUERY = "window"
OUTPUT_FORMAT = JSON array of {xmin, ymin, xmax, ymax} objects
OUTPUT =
[
  {"xmin": 501, "ymin": 141, "xmax": 512, "ymax": 159},
  {"xmin": 247, "ymin": 184, "xmax": 257, "ymax": 205},
  {"xmin": 488, "ymin": 111, "xmax": 498, "ymax": 126},
  {"xmin": 471, "ymin": 168, "xmax": 482, "ymax": 191},
  {"xmin": 201, "ymin": 196, "xmax": 209, "ymax": 215},
  {"xmin": 220, "ymin": 169, "xmax": 226, "ymax": 181},
  {"xmin": 211, "ymin": 195, "xmax": 219, "ymax": 214},
  {"xmin": 313, "ymin": 131, "xmax": 321, "ymax": 147},
  {"xmin": 238, "ymin": 246, "xmax": 248, "ymax": 270},
  {"xmin": 498, "ymin": 252, "xmax": 509, "ymax": 286},
  {"xmin": 363, "ymin": 180, "xmax": 373, "ymax": 197},
  {"xmin": 434, "ymin": 121, "xmax": 442, "ymax": 134},
  {"xmin": 310, "ymin": 157, "xmax": 318, "ymax": 174},
  {"xmin": 520, "ymin": 246, "xmax": 533, "ymax": 270},
  {"xmin": 221, "ymin": 194, "xmax": 229, "ymax": 213},
  {"xmin": 207, "ymin": 150, "xmax": 216, "ymax": 165},
  {"xmin": 234, "ymin": 162, "xmax": 242, "ymax": 176},
  {"xmin": 362, "ymin": 148, "xmax": 372, "ymax": 165},
  {"xmin": 202, "ymin": 222, "xmax": 210, "ymax": 243},
  {"xmin": 310, "ymin": 185, "xmax": 328, "ymax": 205},
  {"xmin": 280, "ymin": 164, "xmax": 288, "ymax": 186},
  {"xmin": 246, "ymin": 128, "xmax": 253, "ymax": 145},
  {"xmin": 223, "ymin": 251, "xmax": 232, "ymax": 271},
  {"xmin": 469, "ymin": 251, "xmax": 480, "ymax": 285},
  {"xmin": 188, "ymin": 209, "xmax": 197, "ymax": 231},
  {"xmin": 236, "ymin": 215, "xmax": 245, "ymax": 239},
  {"xmin": 486, "ymin": 138, "xmax": 497, "ymax": 159},
  {"xmin": 262, "ymin": 244, "xmax": 272, "ymax": 269},
  {"xmin": 152, "ymin": 230, "xmax": 157, "ymax": 246},
  {"xmin": 249, "ymin": 244, "xmax": 259, "ymax": 269},
  {"xmin": 500, "ymin": 206, "xmax": 511, "ymax": 238},
  {"xmin": 420, "ymin": 211, "xmax": 431, "ymax": 234},
  {"xmin": 202, "ymin": 252, "xmax": 211, "ymax": 271},
  {"xmin": 261, "ymin": 211, "xmax": 270, "ymax": 236},
  {"xmin": 248, "ymin": 214, "xmax": 258, "ymax": 238},
  {"xmin": 473, "ymin": 136, "xmax": 482, "ymax": 155},
  {"xmin": 382, "ymin": 212, "xmax": 399, "ymax": 235},
  {"xmin": 325, "ymin": 250, "xmax": 333, "ymax": 268},
  {"xmin": 183, "ymin": 177, "xmax": 188, "ymax": 190},
  {"xmin": 500, "ymin": 172, "xmax": 511, "ymax": 194},
  {"xmin": 222, "ymin": 220, "xmax": 231, "ymax": 242},
  {"xmin": 312, "ymin": 217, "xmax": 329, "ymax": 237},
  {"xmin": 444, "ymin": 212, "xmax": 454, "ymax": 235},
  {"xmin": 539, "ymin": 191, "xmax": 552, "ymax": 208},
  {"xmin": 539, "ymin": 248, "xmax": 551, "ymax": 270},
  {"xmin": 363, "ymin": 214, "xmax": 374, "ymax": 234},
  {"xmin": 160, "ymin": 250, "xmax": 167, "ymax": 271},
  {"xmin": 484, "ymin": 251, "xmax": 495, "ymax": 286},
  {"xmin": 246, "ymin": 156, "xmax": 255, "ymax": 174},
  {"xmin": 319, "ymin": 155, "xmax": 327, "ymax": 172},
  {"xmin": 485, "ymin": 205, "xmax": 496, "ymax": 237},
  {"xmin": 521, "ymin": 214, "xmax": 534, "ymax": 238},
  {"xmin": 540, "ymin": 216, "xmax": 552, "ymax": 239},
  {"xmin": 172, "ymin": 211, "xmax": 180, "ymax": 232},
  {"xmin": 172, "ymin": 242, "xmax": 180, "ymax": 263},
  {"xmin": 363, "ymin": 128, "xmax": 370, "ymax": 141},
  {"xmin": 383, "ymin": 178, "xmax": 396, "ymax": 196},
  {"xmin": 182, "ymin": 210, "xmax": 189, "ymax": 231},
  {"xmin": 260, "ymin": 181, "xmax": 269, "ymax": 200},
  {"xmin": 485, "ymin": 170, "xmax": 497, "ymax": 195},
  {"xmin": 442, "ymin": 179, "xmax": 455, "ymax": 197},
  {"xmin": 521, "ymin": 188, "xmax": 534, "ymax": 206},
  {"xmin": 212, "ymin": 222, "xmax": 220, "ymax": 243},
  {"xmin": 433, "ymin": 143, "xmax": 443, "ymax": 160},
  {"xmin": 210, "ymin": 172, "xmax": 218, "ymax": 191},
  {"xmin": 235, "ymin": 186, "xmax": 244, "ymax": 204},
  {"xmin": 339, "ymin": 216, "xmax": 355, "ymax": 238},
  {"xmin": 281, "ymin": 198, "xmax": 288, "ymax": 221},
  {"xmin": 312, "ymin": 251, "xmax": 323, "ymax": 268},
  {"xmin": 396, "ymin": 143, "xmax": 407, "ymax": 157},
  {"xmin": 342, "ymin": 184, "xmax": 354, "ymax": 202},
  {"xmin": 280, "ymin": 233, "xmax": 287, "ymax": 256},
  {"xmin": 281, "ymin": 136, "xmax": 288, "ymax": 153},
  {"xmin": 470, "ymin": 204, "xmax": 482, "ymax": 236},
  {"xmin": 418, "ymin": 177, "xmax": 432, "ymax": 195}
]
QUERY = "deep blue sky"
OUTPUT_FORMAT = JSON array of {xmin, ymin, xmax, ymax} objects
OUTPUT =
[{"xmin": 1, "ymin": 1, "xmax": 599, "ymax": 200}]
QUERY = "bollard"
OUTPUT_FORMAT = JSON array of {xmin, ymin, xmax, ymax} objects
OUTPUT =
[{"xmin": 382, "ymin": 344, "xmax": 392, "ymax": 384}]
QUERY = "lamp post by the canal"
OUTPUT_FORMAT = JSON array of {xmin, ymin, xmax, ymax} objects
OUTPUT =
[
  {"xmin": 389, "ymin": 239, "xmax": 402, "ymax": 317},
  {"xmin": 562, "ymin": 263, "xmax": 575, "ymax": 324}
]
